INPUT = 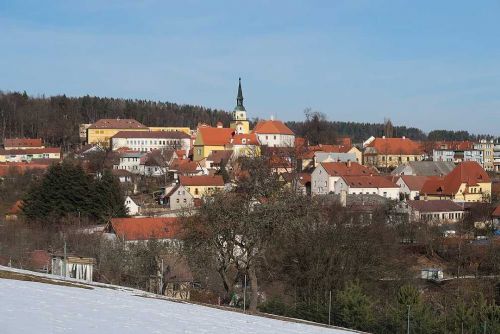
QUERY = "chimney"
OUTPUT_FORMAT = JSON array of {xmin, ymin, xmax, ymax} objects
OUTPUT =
[
  {"xmin": 402, "ymin": 136, "xmax": 406, "ymax": 140},
  {"xmin": 382, "ymin": 136, "xmax": 386, "ymax": 139},
  {"xmin": 347, "ymin": 160, "xmax": 351, "ymax": 167},
  {"xmin": 340, "ymin": 189, "xmax": 347, "ymax": 207},
  {"xmin": 216, "ymin": 122, "xmax": 223, "ymax": 128}
]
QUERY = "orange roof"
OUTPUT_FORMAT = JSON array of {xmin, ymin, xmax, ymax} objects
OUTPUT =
[
  {"xmin": 110, "ymin": 217, "xmax": 182, "ymax": 241},
  {"xmin": 232, "ymin": 133, "xmax": 259, "ymax": 145},
  {"xmin": 253, "ymin": 120, "xmax": 294, "ymax": 135},
  {"xmin": 342, "ymin": 175, "xmax": 398, "ymax": 188},
  {"xmin": 197, "ymin": 127, "xmax": 234, "ymax": 146},
  {"xmin": 399, "ymin": 175, "xmax": 433, "ymax": 191},
  {"xmin": 320, "ymin": 162, "xmax": 377, "ymax": 176},
  {"xmin": 421, "ymin": 161, "xmax": 490, "ymax": 196},
  {"xmin": 171, "ymin": 160, "xmax": 201, "ymax": 174},
  {"xmin": 4, "ymin": 138, "xmax": 43, "ymax": 148},
  {"xmin": 366, "ymin": 137, "xmax": 423, "ymax": 155},
  {"xmin": 7, "ymin": 200, "xmax": 23, "ymax": 214},
  {"xmin": 433, "ymin": 141, "xmax": 474, "ymax": 151},
  {"xmin": 89, "ymin": 119, "xmax": 147, "ymax": 129},
  {"xmin": 179, "ymin": 175, "xmax": 224, "ymax": 186},
  {"xmin": 300, "ymin": 144, "xmax": 352, "ymax": 159}
]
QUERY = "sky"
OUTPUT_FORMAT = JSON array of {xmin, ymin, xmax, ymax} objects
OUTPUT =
[{"xmin": 0, "ymin": 1, "xmax": 499, "ymax": 135}]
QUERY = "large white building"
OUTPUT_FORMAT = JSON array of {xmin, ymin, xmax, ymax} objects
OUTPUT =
[
  {"xmin": 111, "ymin": 131, "xmax": 191, "ymax": 152},
  {"xmin": 252, "ymin": 119, "xmax": 295, "ymax": 148},
  {"xmin": 334, "ymin": 175, "xmax": 400, "ymax": 200}
]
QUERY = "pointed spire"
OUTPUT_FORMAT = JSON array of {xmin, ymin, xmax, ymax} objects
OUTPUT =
[{"xmin": 235, "ymin": 77, "xmax": 245, "ymax": 111}]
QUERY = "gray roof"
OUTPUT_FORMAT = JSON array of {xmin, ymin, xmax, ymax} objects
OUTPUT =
[
  {"xmin": 391, "ymin": 161, "xmax": 455, "ymax": 176},
  {"xmin": 315, "ymin": 152, "xmax": 357, "ymax": 163}
]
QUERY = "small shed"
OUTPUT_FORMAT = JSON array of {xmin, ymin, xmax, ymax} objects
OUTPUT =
[
  {"xmin": 51, "ymin": 255, "xmax": 95, "ymax": 281},
  {"xmin": 421, "ymin": 268, "xmax": 444, "ymax": 281}
]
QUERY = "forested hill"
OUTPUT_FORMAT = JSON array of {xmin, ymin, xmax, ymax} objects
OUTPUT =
[{"xmin": 0, "ymin": 91, "xmax": 490, "ymax": 147}]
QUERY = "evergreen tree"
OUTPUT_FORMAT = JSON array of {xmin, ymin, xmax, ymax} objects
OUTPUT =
[
  {"xmin": 336, "ymin": 281, "xmax": 374, "ymax": 331},
  {"xmin": 92, "ymin": 169, "xmax": 128, "ymax": 222}
]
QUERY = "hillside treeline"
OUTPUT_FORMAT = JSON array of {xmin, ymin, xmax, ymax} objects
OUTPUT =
[{"xmin": 0, "ymin": 91, "xmax": 488, "ymax": 148}]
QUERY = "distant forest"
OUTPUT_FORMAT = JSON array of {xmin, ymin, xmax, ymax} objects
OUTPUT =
[{"xmin": 0, "ymin": 91, "xmax": 492, "ymax": 148}]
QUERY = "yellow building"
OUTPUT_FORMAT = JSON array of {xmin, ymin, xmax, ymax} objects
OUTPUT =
[
  {"xmin": 421, "ymin": 161, "xmax": 492, "ymax": 202},
  {"xmin": 87, "ymin": 119, "xmax": 148, "ymax": 146},
  {"xmin": 149, "ymin": 127, "xmax": 191, "ymax": 135},
  {"xmin": 179, "ymin": 175, "xmax": 225, "ymax": 198},
  {"xmin": 363, "ymin": 137, "xmax": 424, "ymax": 169},
  {"xmin": 193, "ymin": 126, "xmax": 234, "ymax": 161}
]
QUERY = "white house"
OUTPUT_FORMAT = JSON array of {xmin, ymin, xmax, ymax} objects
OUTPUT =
[
  {"xmin": 404, "ymin": 200, "xmax": 466, "ymax": 223},
  {"xmin": 334, "ymin": 175, "xmax": 399, "ymax": 200},
  {"xmin": 111, "ymin": 131, "xmax": 191, "ymax": 152},
  {"xmin": 311, "ymin": 161, "xmax": 376, "ymax": 196},
  {"xmin": 0, "ymin": 147, "xmax": 61, "ymax": 162},
  {"xmin": 252, "ymin": 119, "xmax": 295, "ymax": 148},
  {"xmin": 124, "ymin": 196, "xmax": 141, "ymax": 215},
  {"xmin": 395, "ymin": 175, "xmax": 431, "ymax": 200},
  {"xmin": 113, "ymin": 151, "xmax": 145, "ymax": 174},
  {"xmin": 163, "ymin": 184, "xmax": 195, "ymax": 210}
]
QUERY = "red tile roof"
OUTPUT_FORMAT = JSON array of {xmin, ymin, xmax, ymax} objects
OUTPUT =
[
  {"xmin": 0, "ymin": 162, "xmax": 51, "ymax": 176},
  {"xmin": 492, "ymin": 205, "xmax": 500, "ymax": 218},
  {"xmin": 407, "ymin": 200, "xmax": 465, "ymax": 213},
  {"xmin": 366, "ymin": 137, "xmax": 423, "ymax": 155},
  {"xmin": 171, "ymin": 160, "xmax": 202, "ymax": 174},
  {"xmin": 320, "ymin": 162, "xmax": 377, "ymax": 176},
  {"xmin": 253, "ymin": 120, "xmax": 294, "ymax": 135},
  {"xmin": 399, "ymin": 175, "xmax": 433, "ymax": 191},
  {"xmin": 179, "ymin": 175, "xmax": 224, "ymax": 186},
  {"xmin": 421, "ymin": 161, "xmax": 490, "ymax": 196},
  {"xmin": 89, "ymin": 119, "xmax": 148, "ymax": 129},
  {"xmin": 342, "ymin": 175, "xmax": 398, "ymax": 188},
  {"xmin": 197, "ymin": 127, "xmax": 234, "ymax": 146},
  {"xmin": 110, "ymin": 217, "xmax": 182, "ymax": 241},
  {"xmin": 232, "ymin": 133, "xmax": 259, "ymax": 145},
  {"xmin": 4, "ymin": 138, "xmax": 43, "ymax": 148},
  {"xmin": 300, "ymin": 144, "xmax": 353, "ymax": 159},
  {"xmin": 112, "ymin": 130, "xmax": 190, "ymax": 139},
  {"xmin": 0, "ymin": 147, "xmax": 61, "ymax": 155}
]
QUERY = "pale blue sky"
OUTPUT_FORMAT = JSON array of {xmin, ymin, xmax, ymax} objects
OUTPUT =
[{"xmin": 1, "ymin": 1, "xmax": 499, "ymax": 134}]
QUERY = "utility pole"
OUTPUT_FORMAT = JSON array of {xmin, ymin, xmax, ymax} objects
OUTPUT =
[
  {"xmin": 159, "ymin": 259, "xmax": 164, "ymax": 295},
  {"xmin": 243, "ymin": 274, "xmax": 247, "ymax": 313},
  {"xmin": 407, "ymin": 305, "xmax": 411, "ymax": 334},
  {"xmin": 328, "ymin": 290, "xmax": 332, "ymax": 326},
  {"xmin": 63, "ymin": 239, "xmax": 67, "ymax": 278}
]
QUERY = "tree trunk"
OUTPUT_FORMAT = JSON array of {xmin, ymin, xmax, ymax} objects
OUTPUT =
[{"xmin": 248, "ymin": 265, "xmax": 259, "ymax": 313}]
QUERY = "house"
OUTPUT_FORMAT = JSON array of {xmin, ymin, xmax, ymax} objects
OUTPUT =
[
  {"xmin": 363, "ymin": 136, "xmax": 424, "ymax": 169},
  {"xmin": 311, "ymin": 161, "xmax": 377, "ymax": 196},
  {"xmin": 431, "ymin": 141, "xmax": 482, "ymax": 164},
  {"xmin": 111, "ymin": 169, "xmax": 134, "ymax": 183},
  {"xmin": 124, "ymin": 196, "xmax": 141, "ymax": 215},
  {"xmin": 87, "ymin": 118, "xmax": 148, "ymax": 146},
  {"xmin": 281, "ymin": 172, "xmax": 311, "ymax": 195},
  {"xmin": 253, "ymin": 119, "xmax": 295, "ymax": 148},
  {"xmin": 231, "ymin": 133, "xmax": 260, "ymax": 158},
  {"xmin": 111, "ymin": 130, "xmax": 191, "ymax": 152},
  {"xmin": 205, "ymin": 150, "xmax": 234, "ymax": 170},
  {"xmin": 169, "ymin": 159, "xmax": 206, "ymax": 178},
  {"xmin": 106, "ymin": 217, "xmax": 183, "ymax": 243},
  {"xmin": 391, "ymin": 161, "xmax": 455, "ymax": 177},
  {"xmin": 51, "ymin": 254, "xmax": 95, "ymax": 281},
  {"xmin": 113, "ymin": 151, "xmax": 145, "ymax": 174},
  {"xmin": 334, "ymin": 175, "xmax": 400, "ymax": 200},
  {"xmin": 3, "ymin": 138, "xmax": 44, "ymax": 150},
  {"xmin": 421, "ymin": 161, "xmax": 492, "ymax": 202},
  {"xmin": 396, "ymin": 175, "xmax": 433, "ymax": 200},
  {"xmin": 139, "ymin": 149, "xmax": 176, "ymax": 177},
  {"xmin": 405, "ymin": 200, "xmax": 466, "ymax": 223},
  {"xmin": 179, "ymin": 175, "xmax": 225, "ymax": 198},
  {"xmin": 162, "ymin": 184, "xmax": 195, "ymax": 210},
  {"xmin": 0, "ymin": 147, "xmax": 61, "ymax": 162},
  {"xmin": 193, "ymin": 126, "xmax": 234, "ymax": 161}
]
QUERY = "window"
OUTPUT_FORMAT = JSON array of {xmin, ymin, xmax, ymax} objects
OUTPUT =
[
  {"xmin": 176, "ymin": 199, "xmax": 180, "ymax": 203},
  {"xmin": 183, "ymin": 199, "xmax": 187, "ymax": 203},
  {"xmin": 274, "ymin": 136, "xmax": 277, "ymax": 140},
  {"xmin": 195, "ymin": 188, "xmax": 199, "ymax": 195}
]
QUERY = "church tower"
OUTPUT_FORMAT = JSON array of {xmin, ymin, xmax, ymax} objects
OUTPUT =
[{"xmin": 230, "ymin": 78, "xmax": 250, "ymax": 134}]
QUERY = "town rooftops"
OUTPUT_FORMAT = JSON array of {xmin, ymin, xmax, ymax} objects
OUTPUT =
[
  {"xmin": 421, "ymin": 161, "xmax": 490, "ymax": 196},
  {"xmin": 4, "ymin": 138, "xmax": 43, "ymax": 148},
  {"xmin": 391, "ymin": 161, "xmax": 456, "ymax": 176},
  {"xmin": 253, "ymin": 120, "xmax": 294, "ymax": 135},
  {"xmin": 320, "ymin": 161, "xmax": 376, "ymax": 176},
  {"xmin": 365, "ymin": 137, "xmax": 423, "ymax": 155},
  {"xmin": 407, "ymin": 200, "xmax": 465, "ymax": 213},
  {"xmin": 342, "ymin": 175, "xmax": 398, "ymax": 188},
  {"xmin": 206, "ymin": 150, "xmax": 233, "ymax": 164},
  {"xmin": 179, "ymin": 175, "xmax": 224, "ymax": 187},
  {"xmin": 112, "ymin": 130, "xmax": 190, "ymax": 139},
  {"xmin": 231, "ymin": 133, "xmax": 259, "ymax": 145},
  {"xmin": 88, "ymin": 119, "xmax": 148, "ymax": 129},
  {"xmin": 109, "ymin": 217, "xmax": 182, "ymax": 241}
]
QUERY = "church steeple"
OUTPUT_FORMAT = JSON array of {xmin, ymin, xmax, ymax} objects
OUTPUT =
[{"xmin": 235, "ymin": 77, "xmax": 246, "ymax": 111}]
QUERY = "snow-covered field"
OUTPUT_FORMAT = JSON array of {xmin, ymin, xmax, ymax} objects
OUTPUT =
[{"xmin": 0, "ymin": 267, "xmax": 356, "ymax": 334}]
